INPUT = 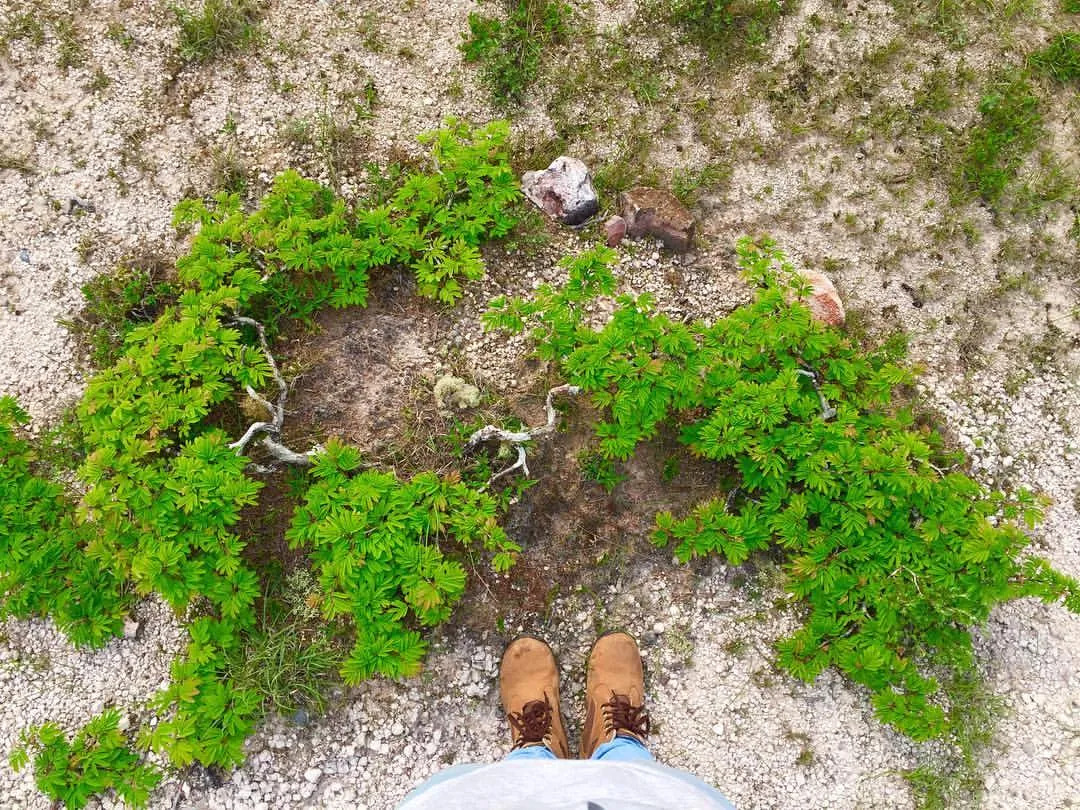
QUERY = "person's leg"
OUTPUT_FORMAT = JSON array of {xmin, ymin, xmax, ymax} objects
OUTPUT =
[
  {"xmin": 580, "ymin": 632, "xmax": 652, "ymax": 759},
  {"xmin": 500, "ymin": 636, "xmax": 570, "ymax": 758},
  {"xmin": 590, "ymin": 733, "xmax": 655, "ymax": 761}
]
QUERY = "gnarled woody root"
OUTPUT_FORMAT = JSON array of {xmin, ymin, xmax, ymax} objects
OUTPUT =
[
  {"xmin": 229, "ymin": 316, "xmax": 323, "ymax": 468},
  {"xmin": 465, "ymin": 384, "xmax": 581, "ymax": 484}
]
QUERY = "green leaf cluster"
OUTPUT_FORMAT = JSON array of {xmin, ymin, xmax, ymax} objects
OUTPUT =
[
  {"xmin": 0, "ymin": 397, "xmax": 124, "ymax": 646},
  {"xmin": 72, "ymin": 278, "xmax": 267, "ymax": 633},
  {"xmin": 175, "ymin": 118, "xmax": 517, "ymax": 317},
  {"xmin": 3, "ymin": 280, "xmax": 269, "ymax": 777},
  {"xmin": 286, "ymin": 441, "xmax": 520, "ymax": 683},
  {"xmin": 488, "ymin": 236, "xmax": 1080, "ymax": 740},
  {"xmin": 144, "ymin": 617, "xmax": 262, "ymax": 768},
  {"xmin": 10, "ymin": 710, "xmax": 161, "ymax": 809},
  {"xmin": 401, "ymin": 120, "xmax": 520, "ymax": 302}
]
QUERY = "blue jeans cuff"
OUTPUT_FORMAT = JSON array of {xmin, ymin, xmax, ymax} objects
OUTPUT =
[
  {"xmin": 503, "ymin": 744, "xmax": 559, "ymax": 761},
  {"xmin": 591, "ymin": 734, "xmax": 654, "ymax": 762}
]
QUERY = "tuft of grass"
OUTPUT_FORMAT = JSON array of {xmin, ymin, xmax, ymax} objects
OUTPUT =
[
  {"xmin": 225, "ymin": 573, "xmax": 340, "ymax": 716},
  {"xmin": 1065, "ymin": 0, "xmax": 1080, "ymax": 12},
  {"xmin": 1, "ymin": 11, "xmax": 45, "ymax": 49},
  {"xmin": 1029, "ymin": 32, "xmax": 1080, "ymax": 83},
  {"xmin": 53, "ymin": 15, "xmax": 84, "ymax": 71},
  {"xmin": 84, "ymin": 67, "xmax": 111, "ymax": 94},
  {"xmin": 461, "ymin": 0, "xmax": 571, "ymax": 107},
  {"xmin": 0, "ymin": 153, "xmax": 35, "ymax": 174},
  {"xmin": 955, "ymin": 73, "xmax": 1042, "ymax": 204},
  {"xmin": 672, "ymin": 162, "xmax": 733, "ymax": 204},
  {"xmin": 173, "ymin": 0, "xmax": 260, "ymax": 64},
  {"xmin": 206, "ymin": 144, "xmax": 249, "ymax": 194},
  {"xmin": 785, "ymin": 730, "xmax": 815, "ymax": 766},
  {"xmin": 723, "ymin": 638, "xmax": 748, "ymax": 656},
  {"xmin": 106, "ymin": 21, "xmax": 135, "ymax": 50},
  {"xmin": 657, "ymin": 0, "xmax": 789, "ymax": 61}
]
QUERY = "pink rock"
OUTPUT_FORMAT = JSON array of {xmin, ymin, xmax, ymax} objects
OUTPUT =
[
  {"xmin": 604, "ymin": 216, "xmax": 626, "ymax": 247},
  {"xmin": 521, "ymin": 157, "xmax": 599, "ymax": 226},
  {"xmin": 798, "ymin": 269, "xmax": 845, "ymax": 326},
  {"xmin": 619, "ymin": 187, "xmax": 695, "ymax": 253}
]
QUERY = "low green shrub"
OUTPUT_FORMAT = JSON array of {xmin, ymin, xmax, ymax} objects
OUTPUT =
[
  {"xmin": 10, "ymin": 710, "xmax": 161, "ymax": 810},
  {"xmin": 2, "ymin": 119, "xmax": 522, "ymax": 801},
  {"xmin": 397, "ymin": 120, "xmax": 521, "ymax": 302},
  {"xmin": 176, "ymin": 118, "xmax": 518, "ymax": 313},
  {"xmin": 487, "ymin": 237, "xmax": 1080, "ymax": 740},
  {"xmin": 0, "ymin": 397, "xmax": 126, "ymax": 647},
  {"xmin": 286, "ymin": 441, "xmax": 519, "ymax": 682},
  {"xmin": 144, "ymin": 617, "xmax": 262, "ymax": 768},
  {"xmin": 173, "ymin": 172, "xmax": 378, "ymax": 328},
  {"xmin": 461, "ymin": 0, "xmax": 571, "ymax": 107}
]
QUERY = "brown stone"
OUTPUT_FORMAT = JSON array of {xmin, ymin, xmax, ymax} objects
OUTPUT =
[
  {"xmin": 604, "ymin": 215, "xmax": 626, "ymax": 247},
  {"xmin": 619, "ymin": 187, "xmax": 695, "ymax": 252}
]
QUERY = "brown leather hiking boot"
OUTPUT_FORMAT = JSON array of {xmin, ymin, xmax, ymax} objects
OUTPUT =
[
  {"xmin": 581, "ymin": 631, "xmax": 651, "ymax": 758},
  {"xmin": 500, "ymin": 636, "xmax": 570, "ymax": 757}
]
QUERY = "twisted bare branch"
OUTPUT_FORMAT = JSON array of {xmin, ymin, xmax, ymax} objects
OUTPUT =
[
  {"xmin": 466, "ymin": 384, "xmax": 581, "ymax": 484},
  {"xmin": 229, "ymin": 316, "xmax": 323, "ymax": 467}
]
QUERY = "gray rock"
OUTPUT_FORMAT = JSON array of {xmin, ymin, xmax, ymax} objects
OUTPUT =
[
  {"xmin": 122, "ymin": 618, "xmax": 140, "ymax": 639},
  {"xmin": 291, "ymin": 707, "xmax": 311, "ymax": 727},
  {"xmin": 619, "ymin": 187, "xmax": 695, "ymax": 252},
  {"xmin": 62, "ymin": 197, "xmax": 95, "ymax": 215},
  {"xmin": 521, "ymin": 157, "xmax": 599, "ymax": 226},
  {"xmin": 304, "ymin": 767, "xmax": 323, "ymax": 783}
]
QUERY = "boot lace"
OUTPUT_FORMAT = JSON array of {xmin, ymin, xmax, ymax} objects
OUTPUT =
[
  {"xmin": 508, "ymin": 697, "xmax": 553, "ymax": 749},
  {"xmin": 602, "ymin": 693, "xmax": 650, "ymax": 739}
]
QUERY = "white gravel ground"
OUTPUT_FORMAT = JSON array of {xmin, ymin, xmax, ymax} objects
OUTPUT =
[{"xmin": 1, "ymin": 1, "xmax": 1078, "ymax": 808}]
